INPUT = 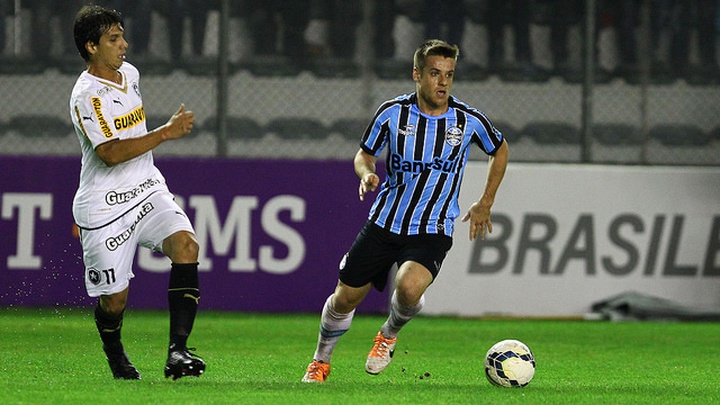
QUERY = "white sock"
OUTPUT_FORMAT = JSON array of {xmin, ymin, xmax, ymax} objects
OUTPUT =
[
  {"xmin": 313, "ymin": 294, "xmax": 354, "ymax": 363},
  {"xmin": 380, "ymin": 290, "xmax": 424, "ymax": 339}
]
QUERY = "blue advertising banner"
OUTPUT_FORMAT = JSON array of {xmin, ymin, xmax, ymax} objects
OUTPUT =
[{"xmin": 0, "ymin": 156, "xmax": 389, "ymax": 313}]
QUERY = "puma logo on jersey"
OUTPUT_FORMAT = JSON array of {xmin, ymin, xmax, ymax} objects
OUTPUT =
[
  {"xmin": 82, "ymin": 115, "xmax": 94, "ymax": 122},
  {"xmin": 113, "ymin": 99, "xmax": 123, "ymax": 106}
]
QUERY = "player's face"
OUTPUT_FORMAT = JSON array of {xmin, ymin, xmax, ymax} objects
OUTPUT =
[
  {"xmin": 414, "ymin": 55, "xmax": 455, "ymax": 115},
  {"xmin": 89, "ymin": 23, "xmax": 128, "ymax": 71}
]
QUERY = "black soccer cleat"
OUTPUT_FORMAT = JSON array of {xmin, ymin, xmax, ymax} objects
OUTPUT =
[
  {"xmin": 164, "ymin": 347, "xmax": 206, "ymax": 380},
  {"xmin": 105, "ymin": 350, "xmax": 141, "ymax": 380}
]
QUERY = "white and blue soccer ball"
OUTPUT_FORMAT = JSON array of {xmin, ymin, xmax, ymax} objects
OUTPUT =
[{"xmin": 484, "ymin": 339, "xmax": 536, "ymax": 387}]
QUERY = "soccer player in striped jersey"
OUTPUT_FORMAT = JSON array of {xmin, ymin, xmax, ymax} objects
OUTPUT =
[
  {"xmin": 70, "ymin": 5, "xmax": 204, "ymax": 380},
  {"xmin": 302, "ymin": 39, "xmax": 509, "ymax": 383}
]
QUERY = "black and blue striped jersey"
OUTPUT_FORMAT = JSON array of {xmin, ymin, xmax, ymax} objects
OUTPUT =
[{"xmin": 360, "ymin": 93, "xmax": 504, "ymax": 237}]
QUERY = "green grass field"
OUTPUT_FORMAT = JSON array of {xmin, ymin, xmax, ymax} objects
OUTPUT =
[{"xmin": 1, "ymin": 307, "xmax": 718, "ymax": 404}]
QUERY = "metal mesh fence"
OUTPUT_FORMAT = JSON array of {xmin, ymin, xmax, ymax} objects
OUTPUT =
[{"xmin": 1, "ymin": 0, "xmax": 719, "ymax": 165}]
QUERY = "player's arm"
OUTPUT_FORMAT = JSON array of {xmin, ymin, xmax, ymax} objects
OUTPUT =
[
  {"xmin": 462, "ymin": 139, "xmax": 509, "ymax": 240},
  {"xmin": 354, "ymin": 149, "xmax": 379, "ymax": 201},
  {"xmin": 96, "ymin": 104, "xmax": 194, "ymax": 166}
]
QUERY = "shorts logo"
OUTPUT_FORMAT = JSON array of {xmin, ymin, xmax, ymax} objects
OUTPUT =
[
  {"xmin": 105, "ymin": 178, "xmax": 160, "ymax": 206},
  {"xmin": 88, "ymin": 268, "xmax": 102, "ymax": 285},
  {"xmin": 445, "ymin": 125, "xmax": 463, "ymax": 146},
  {"xmin": 88, "ymin": 268, "xmax": 116, "ymax": 285},
  {"xmin": 105, "ymin": 202, "xmax": 154, "ymax": 251}
]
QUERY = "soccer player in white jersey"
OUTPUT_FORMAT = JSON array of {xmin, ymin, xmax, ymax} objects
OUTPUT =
[
  {"xmin": 302, "ymin": 39, "xmax": 509, "ymax": 382},
  {"xmin": 70, "ymin": 5, "xmax": 204, "ymax": 380}
]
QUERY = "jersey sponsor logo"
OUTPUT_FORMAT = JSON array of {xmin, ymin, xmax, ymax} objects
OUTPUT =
[
  {"xmin": 105, "ymin": 202, "xmax": 154, "ymax": 251},
  {"xmin": 399, "ymin": 124, "xmax": 416, "ymax": 137},
  {"xmin": 445, "ymin": 125, "xmax": 463, "ymax": 146},
  {"xmin": 97, "ymin": 86, "xmax": 111, "ymax": 96},
  {"xmin": 91, "ymin": 97, "xmax": 114, "ymax": 138},
  {"xmin": 114, "ymin": 106, "xmax": 145, "ymax": 131},
  {"xmin": 390, "ymin": 153, "xmax": 458, "ymax": 174},
  {"xmin": 105, "ymin": 178, "xmax": 161, "ymax": 206}
]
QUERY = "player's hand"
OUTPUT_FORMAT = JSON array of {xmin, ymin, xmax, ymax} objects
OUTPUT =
[
  {"xmin": 359, "ymin": 172, "xmax": 379, "ymax": 201},
  {"xmin": 461, "ymin": 199, "xmax": 493, "ymax": 241},
  {"xmin": 165, "ymin": 104, "xmax": 194, "ymax": 139}
]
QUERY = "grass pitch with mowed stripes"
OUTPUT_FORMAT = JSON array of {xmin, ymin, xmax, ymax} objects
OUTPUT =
[{"xmin": 1, "ymin": 307, "xmax": 718, "ymax": 404}]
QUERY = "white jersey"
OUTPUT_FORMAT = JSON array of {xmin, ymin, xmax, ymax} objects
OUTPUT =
[{"xmin": 70, "ymin": 62, "xmax": 168, "ymax": 229}]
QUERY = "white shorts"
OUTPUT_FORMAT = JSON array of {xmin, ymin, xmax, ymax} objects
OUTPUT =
[{"xmin": 79, "ymin": 191, "xmax": 195, "ymax": 297}]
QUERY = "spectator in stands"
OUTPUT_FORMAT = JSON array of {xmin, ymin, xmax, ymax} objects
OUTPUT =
[
  {"xmin": 372, "ymin": 0, "xmax": 398, "ymax": 62},
  {"xmin": 305, "ymin": 0, "xmax": 362, "ymax": 62},
  {"xmin": 23, "ymin": 0, "xmax": 53, "ymax": 64},
  {"xmin": 650, "ymin": 0, "xmax": 719, "ymax": 83},
  {"xmin": 0, "ymin": 0, "xmax": 9, "ymax": 57},
  {"xmin": 610, "ymin": 0, "xmax": 641, "ymax": 83},
  {"xmin": 423, "ymin": 0, "xmax": 466, "ymax": 49},
  {"xmin": 542, "ymin": 0, "xmax": 612, "ymax": 82},
  {"xmin": 540, "ymin": 0, "xmax": 582, "ymax": 79},
  {"xmin": 462, "ymin": 0, "xmax": 546, "ymax": 81},
  {"xmin": 167, "ymin": 0, "xmax": 217, "ymax": 64},
  {"xmin": 235, "ymin": 0, "xmax": 311, "ymax": 71}
]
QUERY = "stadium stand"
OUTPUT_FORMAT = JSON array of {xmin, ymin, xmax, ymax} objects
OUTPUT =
[
  {"xmin": 521, "ymin": 121, "xmax": 580, "ymax": 144},
  {"xmin": 648, "ymin": 124, "xmax": 711, "ymax": 147},
  {"xmin": 266, "ymin": 117, "xmax": 329, "ymax": 140}
]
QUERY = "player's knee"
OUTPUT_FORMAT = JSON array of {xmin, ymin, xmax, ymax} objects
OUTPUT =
[
  {"xmin": 166, "ymin": 231, "xmax": 199, "ymax": 262},
  {"xmin": 100, "ymin": 297, "xmax": 126, "ymax": 316},
  {"xmin": 394, "ymin": 283, "xmax": 425, "ymax": 307},
  {"xmin": 180, "ymin": 234, "xmax": 199, "ymax": 259},
  {"xmin": 331, "ymin": 289, "xmax": 365, "ymax": 313}
]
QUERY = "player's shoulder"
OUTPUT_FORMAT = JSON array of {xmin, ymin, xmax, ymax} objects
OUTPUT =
[
  {"xmin": 374, "ymin": 93, "xmax": 414, "ymax": 115},
  {"xmin": 450, "ymin": 96, "xmax": 489, "ymax": 120},
  {"xmin": 120, "ymin": 62, "xmax": 140, "ymax": 80},
  {"xmin": 71, "ymin": 71, "xmax": 101, "ymax": 99}
]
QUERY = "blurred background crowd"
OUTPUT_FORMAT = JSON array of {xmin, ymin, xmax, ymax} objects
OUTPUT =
[{"xmin": 0, "ymin": 0, "xmax": 719, "ymax": 165}]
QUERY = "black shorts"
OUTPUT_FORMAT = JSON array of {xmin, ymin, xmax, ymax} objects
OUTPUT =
[{"xmin": 338, "ymin": 221, "xmax": 453, "ymax": 292}]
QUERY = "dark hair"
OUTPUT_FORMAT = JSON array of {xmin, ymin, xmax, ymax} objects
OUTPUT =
[
  {"xmin": 73, "ymin": 5, "xmax": 124, "ymax": 62},
  {"xmin": 413, "ymin": 39, "xmax": 460, "ymax": 73}
]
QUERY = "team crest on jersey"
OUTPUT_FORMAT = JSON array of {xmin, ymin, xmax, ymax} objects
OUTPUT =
[
  {"xmin": 445, "ymin": 125, "xmax": 463, "ymax": 146},
  {"xmin": 399, "ymin": 124, "xmax": 416, "ymax": 137}
]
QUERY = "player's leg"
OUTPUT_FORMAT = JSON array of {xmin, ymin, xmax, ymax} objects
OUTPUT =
[
  {"xmin": 80, "ymin": 218, "xmax": 141, "ymax": 380},
  {"xmin": 161, "ymin": 230, "xmax": 205, "ymax": 380},
  {"xmin": 365, "ymin": 261, "xmax": 432, "ymax": 375},
  {"xmin": 162, "ymin": 230, "xmax": 200, "ymax": 349},
  {"xmin": 303, "ymin": 221, "xmax": 397, "ymax": 382},
  {"xmin": 366, "ymin": 233, "xmax": 451, "ymax": 375},
  {"xmin": 96, "ymin": 288, "xmax": 141, "ymax": 379},
  {"xmin": 381, "ymin": 261, "xmax": 433, "ymax": 337},
  {"xmin": 302, "ymin": 281, "xmax": 372, "ymax": 383},
  {"xmin": 138, "ymin": 192, "xmax": 205, "ymax": 379}
]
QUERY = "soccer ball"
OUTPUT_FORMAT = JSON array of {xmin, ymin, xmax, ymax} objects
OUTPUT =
[{"xmin": 484, "ymin": 339, "xmax": 536, "ymax": 387}]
